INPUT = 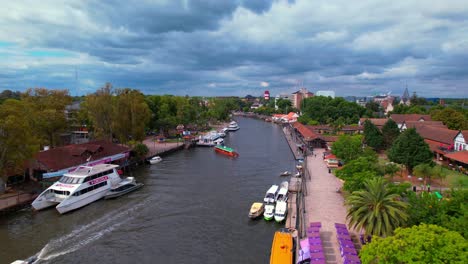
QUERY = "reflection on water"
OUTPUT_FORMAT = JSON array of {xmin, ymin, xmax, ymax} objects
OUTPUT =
[{"xmin": 0, "ymin": 117, "xmax": 296, "ymax": 264}]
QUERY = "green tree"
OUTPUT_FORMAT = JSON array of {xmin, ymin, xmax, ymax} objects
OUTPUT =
[
  {"xmin": 301, "ymin": 96, "xmax": 364, "ymax": 124},
  {"xmin": 335, "ymin": 155, "xmax": 381, "ymax": 192},
  {"xmin": 113, "ymin": 89, "xmax": 151, "ymax": 143},
  {"xmin": 387, "ymin": 128, "xmax": 433, "ymax": 174},
  {"xmin": 413, "ymin": 163, "xmax": 435, "ymax": 187},
  {"xmin": 346, "ymin": 177, "xmax": 408, "ymax": 237},
  {"xmin": 22, "ymin": 88, "xmax": 72, "ymax": 147},
  {"xmin": 0, "ymin": 99, "xmax": 40, "ymax": 182},
  {"xmin": 360, "ymin": 224, "xmax": 468, "ymax": 264},
  {"xmin": 363, "ymin": 120, "xmax": 383, "ymax": 150},
  {"xmin": 276, "ymin": 98, "xmax": 292, "ymax": 114},
  {"xmin": 381, "ymin": 119, "xmax": 400, "ymax": 149},
  {"xmin": 85, "ymin": 83, "xmax": 115, "ymax": 140},
  {"xmin": 431, "ymin": 107, "xmax": 468, "ymax": 130},
  {"xmin": 331, "ymin": 134, "xmax": 363, "ymax": 162}
]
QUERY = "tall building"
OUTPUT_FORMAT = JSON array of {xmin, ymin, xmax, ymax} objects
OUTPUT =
[
  {"xmin": 400, "ymin": 87, "xmax": 410, "ymax": 105},
  {"xmin": 264, "ymin": 90, "xmax": 270, "ymax": 100},
  {"xmin": 292, "ymin": 88, "xmax": 314, "ymax": 109}
]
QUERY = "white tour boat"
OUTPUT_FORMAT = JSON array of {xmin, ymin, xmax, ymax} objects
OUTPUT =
[
  {"xmin": 275, "ymin": 181, "xmax": 289, "ymax": 202},
  {"xmin": 32, "ymin": 164, "xmax": 122, "ymax": 214},
  {"xmin": 227, "ymin": 121, "xmax": 240, "ymax": 131},
  {"xmin": 264, "ymin": 185, "xmax": 279, "ymax": 204},
  {"xmin": 274, "ymin": 201, "xmax": 288, "ymax": 222}
]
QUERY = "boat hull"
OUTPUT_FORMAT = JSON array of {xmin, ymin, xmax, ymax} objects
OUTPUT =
[
  {"xmin": 56, "ymin": 188, "xmax": 108, "ymax": 214},
  {"xmin": 214, "ymin": 147, "xmax": 239, "ymax": 157},
  {"xmin": 264, "ymin": 215, "xmax": 274, "ymax": 221},
  {"xmin": 104, "ymin": 183, "xmax": 144, "ymax": 199},
  {"xmin": 270, "ymin": 229, "xmax": 293, "ymax": 264}
]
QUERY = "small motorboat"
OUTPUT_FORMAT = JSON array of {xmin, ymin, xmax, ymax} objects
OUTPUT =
[
  {"xmin": 264, "ymin": 203, "xmax": 275, "ymax": 221},
  {"xmin": 264, "ymin": 185, "xmax": 279, "ymax": 203},
  {"xmin": 293, "ymin": 172, "xmax": 301, "ymax": 177},
  {"xmin": 280, "ymin": 171, "xmax": 291, "ymax": 176},
  {"xmin": 149, "ymin": 156, "xmax": 162, "ymax": 164},
  {"xmin": 248, "ymin": 202, "xmax": 265, "ymax": 219},
  {"xmin": 274, "ymin": 201, "xmax": 288, "ymax": 222},
  {"xmin": 275, "ymin": 181, "xmax": 289, "ymax": 202},
  {"xmin": 214, "ymin": 138, "xmax": 224, "ymax": 145},
  {"xmin": 104, "ymin": 177, "xmax": 143, "ymax": 199}
]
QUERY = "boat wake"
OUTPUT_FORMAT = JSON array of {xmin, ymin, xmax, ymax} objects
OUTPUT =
[{"xmin": 30, "ymin": 198, "xmax": 152, "ymax": 263}]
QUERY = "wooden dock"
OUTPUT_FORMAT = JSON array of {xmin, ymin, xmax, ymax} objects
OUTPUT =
[{"xmin": 285, "ymin": 193, "xmax": 297, "ymax": 230}]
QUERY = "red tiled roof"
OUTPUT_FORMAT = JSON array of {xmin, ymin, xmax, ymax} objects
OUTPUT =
[
  {"xmin": 321, "ymin": 135, "xmax": 339, "ymax": 142},
  {"xmin": 460, "ymin": 130, "xmax": 468, "ymax": 142},
  {"xmin": 359, "ymin": 118, "xmax": 388, "ymax": 127},
  {"xmin": 405, "ymin": 121, "xmax": 447, "ymax": 129},
  {"xmin": 415, "ymin": 126, "xmax": 459, "ymax": 145},
  {"xmin": 390, "ymin": 114, "xmax": 432, "ymax": 123},
  {"xmin": 293, "ymin": 122, "xmax": 320, "ymax": 141},
  {"xmin": 445, "ymin": 151, "xmax": 468, "ymax": 164},
  {"xmin": 324, "ymin": 154, "xmax": 337, "ymax": 159},
  {"xmin": 35, "ymin": 140, "xmax": 130, "ymax": 171},
  {"xmin": 425, "ymin": 139, "xmax": 449, "ymax": 155}
]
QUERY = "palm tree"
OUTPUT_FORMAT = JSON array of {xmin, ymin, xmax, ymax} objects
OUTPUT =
[{"xmin": 346, "ymin": 177, "xmax": 408, "ymax": 237}]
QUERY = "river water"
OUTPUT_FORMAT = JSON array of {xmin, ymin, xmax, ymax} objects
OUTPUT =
[{"xmin": 0, "ymin": 117, "xmax": 296, "ymax": 264}]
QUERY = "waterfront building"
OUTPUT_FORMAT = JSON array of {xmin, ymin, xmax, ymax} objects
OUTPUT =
[
  {"xmin": 272, "ymin": 112, "xmax": 299, "ymax": 123},
  {"xmin": 29, "ymin": 140, "xmax": 130, "ymax": 181},
  {"xmin": 358, "ymin": 118, "xmax": 388, "ymax": 130},
  {"xmin": 390, "ymin": 114, "xmax": 432, "ymax": 130},
  {"xmin": 454, "ymin": 130, "xmax": 468, "ymax": 151},
  {"xmin": 315, "ymin": 90, "xmax": 335, "ymax": 98}
]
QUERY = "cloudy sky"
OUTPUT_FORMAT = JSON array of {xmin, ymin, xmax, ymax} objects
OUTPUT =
[{"xmin": 1, "ymin": 0, "xmax": 467, "ymax": 97}]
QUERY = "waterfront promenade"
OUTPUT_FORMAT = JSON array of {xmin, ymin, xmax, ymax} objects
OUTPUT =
[
  {"xmin": 305, "ymin": 149, "xmax": 349, "ymax": 264},
  {"xmin": 143, "ymin": 137, "xmax": 184, "ymax": 158}
]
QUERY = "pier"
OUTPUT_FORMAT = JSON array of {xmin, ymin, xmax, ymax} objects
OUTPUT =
[
  {"xmin": 143, "ymin": 137, "xmax": 185, "ymax": 159},
  {"xmin": 0, "ymin": 192, "xmax": 37, "ymax": 214}
]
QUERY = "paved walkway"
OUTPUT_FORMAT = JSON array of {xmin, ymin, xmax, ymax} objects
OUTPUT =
[
  {"xmin": 283, "ymin": 127, "xmax": 304, "ymax": 160},
  {"xmin": 0, "ymin": 192, "xmax": 37, "ymax": 211},
  {"xmin": 304, "ymin": 148, "xmax": 349, "ymax": 264},
  {"xmin": 142, "ymin": 138, "xmax": 183, "ymax": 158}
]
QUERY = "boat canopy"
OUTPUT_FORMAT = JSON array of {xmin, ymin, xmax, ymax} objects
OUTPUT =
[
  {"xmin": 267, "ymin": 185, "xmax": 279, "ymax": 194},
  {"xmin": 215, "ymin": 145, "xmax": 235, "ymax": 152}
]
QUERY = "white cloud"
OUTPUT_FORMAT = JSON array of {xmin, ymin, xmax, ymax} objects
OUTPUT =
[{"xmin": 260, "ymin": 81, "xmax": 269, "ymax": 87}]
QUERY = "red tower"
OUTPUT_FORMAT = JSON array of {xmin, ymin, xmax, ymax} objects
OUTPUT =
[{"xmin": 264, "ymin": 90, "xmax": 270, "ymax": 100}]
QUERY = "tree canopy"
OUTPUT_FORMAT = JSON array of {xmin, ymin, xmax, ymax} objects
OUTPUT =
[
  {"xmin": 346, "ymin": 177, "xmax": 408, "ymax": 237},
  {"xmin": 381, "ymin": 119, "xmax": 400, "ymax": 149},
  {"xmin": 387, "ymin": 128, "xmax": 433, "ymax": 173},
  {"xmin": 431, "ymin": 107, "xmax": 468, "ymax": 130},
  {"xmin": 360, "ymin": 224, "xmax": 468, "ymax": 264},
  {"xmin": 363, "ymin": 120, "xmax": 383, "ymax": 150},
  {"xmin": 331, "ymin": 134, "xmax": 363, "ymax": 163},
  {"xmin": 300, "ymin": 96, "xmax": 365, "ymax": 124}
]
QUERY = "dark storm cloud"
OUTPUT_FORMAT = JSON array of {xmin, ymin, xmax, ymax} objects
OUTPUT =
[{"xmin": 0, "ymin": 0, "xmax": 467, "ymax": 97}]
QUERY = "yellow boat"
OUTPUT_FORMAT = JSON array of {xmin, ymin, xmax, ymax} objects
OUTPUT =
[{"xmin": 270, "ymin": 229, "xmax": 293, "ymax": 264}]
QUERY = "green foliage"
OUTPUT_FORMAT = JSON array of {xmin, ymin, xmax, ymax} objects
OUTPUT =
[
  {"xmin": 387, "ymin": 128, "xmax": 433, "ymax": 173},
  {"xmin": 363, "ymin": 120, "xmax": 383, "ymax": 150},
  {"xmin": 22, "ymin": 88, "xmax": 72, "ymax": 147},
  {"xmin": 410, "ymin": 93, "xmax": 429, "ymax": 106},
  {"xmin": 84, "ymin": 83, "xmax": 115, "ymax": 140},
  {"xmin": 346, "ymin": 177, "xmax": 408, "ymax": 237},
  {"xmin": 301, "ymin": 96, "xmax": 365, "ymax": 124},
  {"xmin": 0, "ymin": 89, "xmax": 21, "ymax": 104},
  {"xmin": 0, "ymin": 99, "xmax": 40, "ymax": 180},
  {"xmin": 360, "ymin": 224, "xmax": 468, "ymax": 264},
  {"xmin": 131, "ymin": 143, "xmax": 149, "ymax": 161},
  {"xmin": 276, "ymin": 98, "xmax": 292, "ymax": 114},
  {"xmin": 331, "ymin": 134, "xmax": 363, "ymax": 162},
  {"xmin": 336, "ymin": 156, "xmax": 381, "ymax": 192},
  {"xmin": 112, "ymin": 89, "xmax": 151, "ymax": 143},
  {"xmin": 406, "ymin": 189, "xmax": 468, "ymax": 239},
  {"xmin": 431, "ymin": 107, "xmax": 468, "ymax": 130},
  {"xmin": 381, "ymin": 119, "xmax": 400, "ymax": 149}
]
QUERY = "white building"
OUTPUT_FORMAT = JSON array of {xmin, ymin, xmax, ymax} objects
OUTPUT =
[{"xmin": 315, "ymin": 90, "xmax": 335, "ymax": 98}]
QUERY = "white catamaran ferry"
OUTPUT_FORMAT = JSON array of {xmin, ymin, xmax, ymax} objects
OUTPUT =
[{"xmin": 32, "ymin": 164, "xmax": 122, "ymax": 214}]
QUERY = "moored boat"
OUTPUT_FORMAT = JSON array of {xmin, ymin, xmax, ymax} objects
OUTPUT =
[
  {"xmin": 248, "ymin": 202, "xmax": 265, "ymax": 219},
  {"xmin": 264, "ymin": 185, "xmax": 279, "ymax": 203},
  {"xmin": 149, "ymin": 156, "xmax": 162, "ymax": 164},
  {"xmin": 214, "ymin": 145, "xmax": 239, "ymax": 157},
  {"xmin": 275, "ymin": 181, "xmax": 289, "ymax": 202},
  {"xmin": 104, "ymin": 177, "xmax": 143, "ymax": 199},
  {"xmin": 32, "ymin": 164, "xmax": 123, "ymax": 214},
  {"xmin": 274, "ymin": 201, "xmax": 288, "ymax": 222},
  {"xmin": 227, "ymin": 121, "xmax": 240, "ymax": 131},
  {"xmin": 280, "ymin": 171, "xmax": 291, "ymax": 176},
  {"xmin": 264, "ymin": 203, "xmax": 275, "ymax": 221},
  {"xmin": 270, "ymin": 228, "xmax": 293, "ymax": 264}
]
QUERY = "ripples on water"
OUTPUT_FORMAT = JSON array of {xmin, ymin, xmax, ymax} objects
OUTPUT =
[{"xmin": 1, "ymin": 117, "xmax": 296, "ymax": 264}]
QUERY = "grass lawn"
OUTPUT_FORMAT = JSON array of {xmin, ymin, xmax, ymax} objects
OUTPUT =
[{"xmin": 444, "ymin": 168, "xmax": 468, "ymax": 189}]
